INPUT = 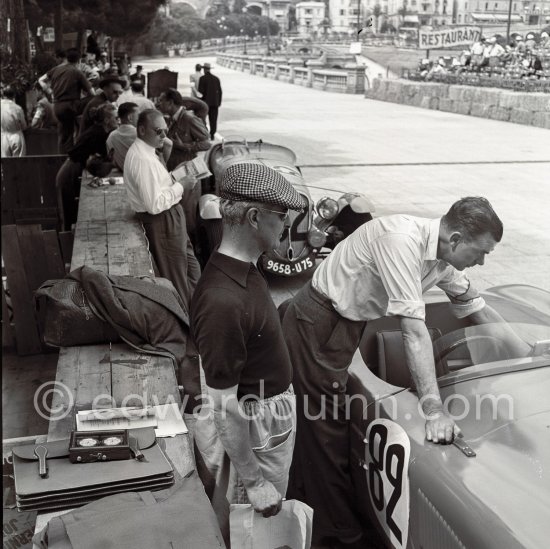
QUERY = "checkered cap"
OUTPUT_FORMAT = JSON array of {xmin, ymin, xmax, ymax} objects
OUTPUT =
[{"xmin": 219, "ymin": 162, "xmax": 307, "ymax": 211}]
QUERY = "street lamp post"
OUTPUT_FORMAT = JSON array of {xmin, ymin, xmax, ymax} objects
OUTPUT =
[
  {"xmin": 506, "ymin": 0, "xmax": 513, "ymax": 43},
  {"xmin": 266, "ymin": 0, "xmax": 271, "ymax": 55}
]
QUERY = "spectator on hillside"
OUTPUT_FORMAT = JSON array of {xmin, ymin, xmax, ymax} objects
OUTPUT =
[
  {"xmin": 523, "ymin": 50, "xmax": 543, "ymax": 78},
  {"xmin": 31, "ymin": 85, "xmax": 57, "ymax": 129},
  {"xmin": 56, "ymin": 103, "xmax": 118, "ymax": 229},
  {"xmin": 470, "ymin": 37, "xmax": 486, "ymax": 67},
  {"xmin": 484, "ymin": 37, "xmax": 505, "ymax": 67},
  {"xmin": 540, "ymin": 31, "xmax": 550, "ymax": 49},
  {"xmin": 42, "ymin": 47, "xmax": 93, "ymax": 152},
  {"xmin": 514, "ymin": 35, "xmax": 527, "ymax": 54},
  {"xmin": 117, "ymin": 81, "xmax": 155, "ymax": 113},
  {"xmin": 426, "ymin": 57, "xmax": 448, "ymax": 80},
  {"xmin": 525, "ymin": 33, "xmax": 537, "ymax": 51},
  {"xmin": 80, "ymin": 76, "xmax": 124, "ymax": 135},
  {"xmin": 106, "ymin": 102, "xmax": 138, "ymax": 171},
  {"xmin": 1, "ymin": 86, "xmax": 27, "ymax": 157}
]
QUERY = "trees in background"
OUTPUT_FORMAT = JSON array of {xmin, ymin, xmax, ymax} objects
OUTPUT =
[
  {"xmin": 146, "ymin": 2, "xmax": 280, "ymax": 51},
  {"xmin": 24, "ymin": 0, "xmax": 167, "ymax": 53}
]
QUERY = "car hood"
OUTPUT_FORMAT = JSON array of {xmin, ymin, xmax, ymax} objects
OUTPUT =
[{"xmin": 437, "ymin": 360, "xmax": 550, "ymax": 441}]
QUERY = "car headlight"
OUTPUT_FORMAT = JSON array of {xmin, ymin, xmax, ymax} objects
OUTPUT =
[
  {"xmin": 316, "ymin": 197, "xmax": 339, "ymax": 220},
  {"xmin": 308, "ymin": 226, "xmax": 327, "ymax": 248}
]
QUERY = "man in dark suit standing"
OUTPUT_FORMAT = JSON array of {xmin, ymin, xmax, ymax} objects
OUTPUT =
[{"xmin": 198, "ymin": 63, "xmax": 222, "ymax": 140}]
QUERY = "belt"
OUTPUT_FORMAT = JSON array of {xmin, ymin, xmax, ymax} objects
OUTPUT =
[{"xmin": 307, "ymin": 281, "xmax": 336, "ymax": 312}]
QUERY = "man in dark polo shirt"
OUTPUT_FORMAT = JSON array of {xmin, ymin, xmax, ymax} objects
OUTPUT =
[
  {"xmin": 191, "ymin": 162, "xmax": 306, "ymax": 542},
  {"xmin": 46, "ymin": 48, "xmax": 93, "ymax": 152}
]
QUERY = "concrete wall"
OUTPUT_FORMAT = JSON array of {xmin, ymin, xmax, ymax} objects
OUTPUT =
[{"xmin": 365, "ymin": 79, "xmax": 550, "ymax": 129}]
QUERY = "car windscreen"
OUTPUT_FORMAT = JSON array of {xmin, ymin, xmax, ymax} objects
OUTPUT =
[{"xmin": 434, "ymin": 322, "xmax": 550, "ymax": 372}]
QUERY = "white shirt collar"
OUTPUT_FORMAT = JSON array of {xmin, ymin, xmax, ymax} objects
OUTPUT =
[
  {"xmin": 426, "ymin": 218, "xmax": 441, "ymax": 261},
  {"xmin": 173, "ymin": 106, "xmax": 184, "ymax": 121}
]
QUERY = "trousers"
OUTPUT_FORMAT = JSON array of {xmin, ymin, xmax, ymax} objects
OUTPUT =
[
  {"xmin": 53, "ymin": 100, "xmax": 80, "ymax": 153},
  {"xmin": 193, "ymin": 383, "xmax": 296, "ymax": 546},
  {"xmin": 207, "ymin": 105, "xmax": 219, "ymax": 139},
  {"xmin": 56, "ymin": 158, "xmax": 83, "ymax": 230},
  {"xmin": 136, "ymin": 203, "xmax": 201, "ymax": 313},
  {"xmin": 282, "ymin": 281, "xmax": 366, "ymax": 544}
]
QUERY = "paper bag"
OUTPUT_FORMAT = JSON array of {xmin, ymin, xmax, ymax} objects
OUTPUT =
[{"xmin": 230, "ymin": 500, "xmax": 313, "ymax": 549}]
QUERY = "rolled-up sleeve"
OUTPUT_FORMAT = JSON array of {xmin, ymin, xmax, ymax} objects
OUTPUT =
[{"xmin": 369, "ymin": 234, "xmax": 426, "ymax": 320}]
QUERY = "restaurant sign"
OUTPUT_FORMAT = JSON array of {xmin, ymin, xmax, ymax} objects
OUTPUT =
[{"xmin": 419, "ymin": 26, "xmax": 482, "ymax": 49}]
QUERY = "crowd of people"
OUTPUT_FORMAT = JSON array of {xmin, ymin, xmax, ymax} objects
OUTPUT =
[{"xmin": 415, "ymin": 30, "xmax": 550, "ymax": 83}]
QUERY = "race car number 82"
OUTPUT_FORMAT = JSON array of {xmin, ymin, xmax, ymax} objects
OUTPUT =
[{"xmin": 366, "ymin": 419, "xmax": 411, "ymax": 549}]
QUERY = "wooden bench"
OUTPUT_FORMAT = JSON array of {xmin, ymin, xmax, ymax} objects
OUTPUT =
[{"xmin": 34, "ymin": 179, "xmax": 218, "ymax": 541}]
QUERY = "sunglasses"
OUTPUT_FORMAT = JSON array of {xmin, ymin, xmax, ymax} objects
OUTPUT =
[
  {"xmin": 154, "ymin": 127, "xmax": 168, "ymax": 136},
  {"xmin": 257, "ymin": 207, "xmax": 290, "ymax": 221}
]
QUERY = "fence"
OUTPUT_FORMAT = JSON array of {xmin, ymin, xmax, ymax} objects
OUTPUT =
[{"xmin": 216, "ymin": 53, "xmax": 367, "ymax": 94}]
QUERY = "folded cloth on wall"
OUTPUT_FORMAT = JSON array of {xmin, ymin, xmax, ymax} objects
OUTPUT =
[
  {"xmin": 33, "ymin": 471, "xmax": 226, "ymax": 549},
  {"xmin": 36, "ymin": 265, "xmax": 190, "ymax": 365}
]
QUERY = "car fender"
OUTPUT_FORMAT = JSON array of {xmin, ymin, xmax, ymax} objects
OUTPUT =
[
  {"xmin": 338, "ymin": 192, "xmax": 376, "ymax": 214},
  {"xmin": 199, "ymin": 194, "xmax": 222, "ymax": 220}
]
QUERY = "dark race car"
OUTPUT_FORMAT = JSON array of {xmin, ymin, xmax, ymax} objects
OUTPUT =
[
  {"xmin": 346, "ymin": 284, "xmax": 550, "ymax": 549},
  {"xmin": 197, "ymin": 137, "xmax": 375, "ymax": 276}
]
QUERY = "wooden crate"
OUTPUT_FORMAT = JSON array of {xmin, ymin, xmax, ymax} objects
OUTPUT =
[
  {"xmin": 1, "ymin": 225, "xmax": 68, "ymax": 355},
  {"xmin": 1, "ymin": 155, "xmax": 67, "ymax": 230}
]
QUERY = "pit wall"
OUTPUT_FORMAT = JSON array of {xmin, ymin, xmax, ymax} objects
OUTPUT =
[{"xmin": 365, "ymin": 79, "xmax": 550, "ymax": 129}]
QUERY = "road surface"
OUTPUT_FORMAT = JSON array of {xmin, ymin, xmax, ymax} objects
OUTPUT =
[{"xmin": 139, "ymin": 55, "xmax": 550, "ymax": 303}]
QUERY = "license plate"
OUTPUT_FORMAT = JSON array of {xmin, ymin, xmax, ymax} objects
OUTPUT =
[{"xmin": 263, "ymin": 254, "xmax": 315, "ymax": 276}]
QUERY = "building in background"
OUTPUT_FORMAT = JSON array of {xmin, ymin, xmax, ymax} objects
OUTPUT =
[{"xmin": 296, "ymin": 1, "xmax": 326, "ymax": 34}]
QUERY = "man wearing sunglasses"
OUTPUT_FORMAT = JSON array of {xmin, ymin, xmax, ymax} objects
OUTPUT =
[
  {"xmin": 123, "ymin": 108, "xmax": 200, "ymax": 313},
  {"xmin": 191, "ymin": 162, "xmax": 306, "ymax": 543}
]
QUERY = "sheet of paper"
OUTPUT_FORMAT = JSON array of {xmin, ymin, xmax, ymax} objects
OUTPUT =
[
  {"xmin": 171, "ymin": 156, "xmax": 212, "ymax": 181},
  {"xmin": 76, "ymin": 404, "xmax": 187, "ymax": 436},
  {"xmin": 152, "ymin": 403, "xmax": 188, "ymax": 438},
  {"xmin": 76, "ymin": 409, "xmax": 158, "ymax": 431}
]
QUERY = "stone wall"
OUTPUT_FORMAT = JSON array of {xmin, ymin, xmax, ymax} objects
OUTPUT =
[
  {"xmin": 217, "ymin": 53, "xmax": 366, "ymax": 94},
  {"xmin": 365, "ymin": 79, "xmax": 550, "ymax": 129}
]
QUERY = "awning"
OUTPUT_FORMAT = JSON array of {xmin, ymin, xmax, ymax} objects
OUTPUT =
[
  {"xmin": 471, "ymin": 13, "xmax": 523, "ymax": 22},
  {"xmin": 403, "ymin": 15, "xmax": 420, "ymax": 23},
  {"xmin": 471, "ymin": 14, "xmax": 495, "ymax": 22},
  {"xmin": 493, "ymin": 14, "xmax": 522, "ymax": 22}
]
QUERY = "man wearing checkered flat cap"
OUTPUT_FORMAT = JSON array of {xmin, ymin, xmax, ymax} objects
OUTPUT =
[{"xmin": 191, "ymin": 162, "xmax": 306, "ymax": 542}]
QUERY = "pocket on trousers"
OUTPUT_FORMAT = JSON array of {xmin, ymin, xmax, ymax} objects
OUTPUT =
[{"xmin": 253, "ymin": 429, "xmax": 295, "ymax": 489}]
